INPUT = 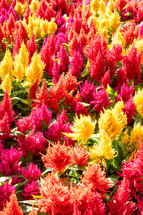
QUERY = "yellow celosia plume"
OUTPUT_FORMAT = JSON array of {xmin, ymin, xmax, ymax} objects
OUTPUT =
[
  {"xmin": 89, "ymin": 130, "xmax": 115, "ymax": 168},
  {"xmin": 133, "ymin": 88, "xmax": 143, "ymax": 116},
  {"xmin": 99, "ymin": 101, "xmax": 127, "ymax": 139},
  {"xmin": 25, "ymin": 52, "xmax": 45, "ymax": 87},
  {"xmin": 0, "ymin": 50, "xmax": 13, "ymax": 80},
  {"xmin": 1, "ymin": 74, "xmax": 11, "ymax": 95},
  {"xmin": 64, "ymin": 114, "xmax": 96, "ymax": 144}
]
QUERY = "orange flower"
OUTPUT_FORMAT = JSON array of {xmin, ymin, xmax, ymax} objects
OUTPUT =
[
  {"xmin": 0, "ymin": 192, "xmax": 23, "ymax": 215},
  {"xmin": 42, "ymin": 143, "xmax": 72, "ymax": 172},
  {"xmin": 37, "ymin": 173, "xmax": 73, "ymax": 214},
  {"xmin": 71, "ymin": 146, "xmax": 89, "ymax": 166},
  {"xmin": 82, "ymin": 164, "xmax": 112, "ymax": 195}
]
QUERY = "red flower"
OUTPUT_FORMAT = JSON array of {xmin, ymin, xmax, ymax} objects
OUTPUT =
[
  {"xmin": 82, "ymin": 164, "xmax": 112, "ymax": 195},
  {"xmin": 42, "ymin": 143, "xmax": 71, "ymax": 172},
  {"xmin": 27, "ymin": 33, "xmax": 37, "ymax": 63},
  {"xmin": 22, "ymin": 181, "xmax": 40, "ymax": 200},
  {"xmin": 107, "ymin": 178, "xmax": 135, "ymax": 215},
  {"xmin": 22, "ymin": 162, "xmax": 41, "ymax": 181}
]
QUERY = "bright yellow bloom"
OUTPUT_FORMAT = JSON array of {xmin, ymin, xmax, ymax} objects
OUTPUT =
[
  {"xmin": 14, "ymin": 61, "xmax": 25, "ymax": 81},
  {"xmin": 30, "ymin": 0, "xmax": 39, "ymax": 13},
  {"xmin": 121, "ymin": 129, "xmax": 129, "ymax": 145},
  {"xmin": 105, "ymin": 0, "xmax": 115, "ymax": 15},
  {"xmin": 25, "ymin": 52, "xmax": 45, "ymax": 87},
  {"xmin": 109, "ymin": 10, "xmax": 121, "ymax": 33},
  {"xmin": 14, "ymin": 2, "xmax": 27, "ymax": 18},
  {"xmin": 112, "ymin": 28, "xmax": 125, "ymax": 48},
  {"xmin": 99, "ymin": 0, "xmax": 106, "ymax": 13},
  {"xmin": 0, "ymin": 50, "xmax": 13, "ymax": 80},
  {"xmin": 14, "ymin": 42, "xmax": 29, "ymax": 69},
  {"xmin": 48, "ymin": 19, "xmax": 57, "ymax": 35},
  {"xmin": 1, "ymin": 74, "xmax": 11, "ymax": 95},
  {"xmin": 133, "ymin": 88, "xmax": 143, "ymax": 116},
  {"xmin": 65, "ymin": 114, "xmax": 96, "ymax": 144},
  {"xmin": 129, "ymin": 124, "xmax": 143, "ymax": 151},
  {"xmin": 90, "ymin": 0, "xmax": 100, "ymax": 12},
  {"xmin": 134, "ymin": 39, "xmax": 143, "ymax": 63},
  {"xmin": 99, "ymin": 101, "xmax": 127, "ymax": 139},
  {"xmin": 89, "ymin": 130, "xmax": 115, "ymax": 168}
]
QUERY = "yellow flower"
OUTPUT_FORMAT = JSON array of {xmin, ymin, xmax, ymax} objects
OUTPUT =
[
  {"xmin": 14, "ymin": 61, "xmax": 25, "ymax": 81},
  {"xmin": 129, "ymin": 124, "xmax": 143, "ymax": 152},
  {"xmin": 89, "ymin": 130, "xmax": 115, "ymax": 168},
  {"xmin": 105, "ymin": 0, "xmax": 115, "ymax": 15},
  {"xmin": 1, "ymin": 74, "xmax": 11, "ymax": 95},
  {"xmin": 25, "ymin": 52, "xmax": 45, "ymax": 87},
  {"xmin": 30, "ymin": 0, "xmax": 39, "ymax": 13},
  {"xmin": 121, "ymin": 129, "xmax": 129, "ymax": 145},
  {"xmin": 109, "ymin": 10, "xmax": 121, "ymax": 33},
  {"xmin": 99, "ymin": 101, "xmax": 127, "ymax": 139},
  {"xmin": 14, "ymin": 42, "xmax": 29, "ymax": 69},
  {"xmin": 133, "ymin": 88, "xmax": 143, "ymax": 116},
  {"xmin": 112, "ymin": 28, "xmax": 125, "ymax": 48},
  {"xmin": 0, "ymin": 50, "xmax": 13, "ymax": 80},
  {"xmin": 65, "ymin": 114, "xmax": 96, "ymax": 144},
  {"xmin": 90, "ymin": 0, "xmax": 100, "ymax": 12},
  {"xmin": 134, "ymin": 39, "xmax": 143, "ymax": 63},
  {"xmin": 48, "ymin": 19, "xmax": 57, "ymax": 35}
]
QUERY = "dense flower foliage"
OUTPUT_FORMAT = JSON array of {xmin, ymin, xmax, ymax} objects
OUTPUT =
[{"xmin": 0, "ymin": 0, "xmax": 143, "ymax": 214}]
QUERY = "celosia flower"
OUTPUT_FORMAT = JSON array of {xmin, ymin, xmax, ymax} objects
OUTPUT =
[
  {"xmin": 0, "ymin": 191, "xmax": 23, "ymax": 215},
  {"xmin": 42, "ymin": 143, "xmax": 71, "ymax": 172},
  {"xmin": 107, "ymin": 178, "xmax": 135, "ymax": 215},
  {"xmin": 30, "ymin": 102, "xmax": 52, "ymax": 131},
  {"xmin": 82, "ymin": 164, "xmax": 112, "ymax": 194},
  {"xmin": 0, "ymin": 181, "xmax": 15, "ymax": 211},
  {"xmin": 71, "ymin": 186, "xmax": 92, "ymax": 213},
  {"xmin": 16, "ymin": 116, "xmax": 31, "ymax": 134},
  {"xmin": 79, "ymin": 80, "xmax": 96, "ymax": 104},
  {"xmin": 71, "ymin": 146, "xmax": 89, "ymax": 166},
  {"xmin": 128, "ymin": 123, "xmax": 143, "ymax": 152},
  {"xmin": 89, "ymin": 130, "xmax": 115, "ymax": 168},
  {"xmin": 22, "ymin": 181, "xmax": 40, "ymax": 200},
  {"xmin": 70, "ymin": 50, "xmax": 84, "ymax": 78},
  {"xmin": 0, "ymin": 49, "xmax": 13, "ymax": 80},
  {"xmin": 25, "ymin": 52, "xmax": 45, "ymax": 87},
  {"xmin": 28, "ymin": 206, "xmax": 37, "ymax": 215},
  {"xmin": 99, "ymin": 101, "xmax": 127, "ymax": 139},
  {"xmin": 1, "ymin": 74, "xmax": 11, "ymax": 95},
  {"xmin": 74, "ymin": 101, "xmax": 88, "ymax": 116},
  {"xmin": 90, "ymin": 89, "xmax": 112, "ymax": 113},
  {"xmin": 116, "ymin": 83, "xmax": 134, "ymax": 103},
  {"xmin": 65, "ymin": 114, "xmax": 96, "ymax": 144},
  {"xmin": 37, "ymin": 173, "xmax": 73, "ymax": 214},
  {"xmin": 58, "ymin": 44, "xmax": 69, "ymax": 73},
  {"xmin": 123, "ymin": 98, "xmax": 136, "ymax": 124},
  {"xmin": 0, "ymin": 146, "xmax": 22, "ymax": 176},
  {"xmin": 133, "ymin": 88, "xmax": 143, "ymax": 116},
  {"xmin": 22, "ymin": 162, "xmax": 41, "ymax": 181}
]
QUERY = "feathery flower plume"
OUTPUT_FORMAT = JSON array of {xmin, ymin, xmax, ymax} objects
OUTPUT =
[
  {"xmin": 42, "ymin": 143, "xmax": 71, "ymax": 172},
  {"xmin": 71, "ymin": 145, "xmax": 89, "ymax": 166},
  {"xmin": 22, "ymin": 162, "xmax": 41, "ymax": 181},
  {"xmin": 65, "ymin": 114, "xmax": 96, "ymax": 144},
  {"xmin": 82, "ymin": 164, "xmax": 112, "ymax": 194},
  {"xmin": 133, "ymin": 88, "xmax": 143, "ymax": 116},
  {"xmin": 79, "ymin": 80, "xmax": 96, "ymax": 104}
]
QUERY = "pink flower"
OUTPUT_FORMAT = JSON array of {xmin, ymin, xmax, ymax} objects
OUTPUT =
[
  {"xmin": 70, "ymin": 50, "xmax": 84, "ymax": 78},
  {"xmin": 22, "ymin": 163, "xmax": 41, "ymax": 181},
  {"xmin": 79, "ymin": 80, "xmax": 96, "ymax": 104},
  {"xmin": 0, "ymin": 146, "xmax": 22, "ymax": 176},
  {"xmin": 22, "ymin": 181, "xmax": 40, "ymax": 200},
  {"xmin": 90, "ymin": 89, "xmax": 112, "ymax": 113},
  {"xmin": 116, "ymin": 83, "xmax": 134, "ymax": 103},
  {"xmin": 58, "ymin": 44, "xmax": 69, "ymax": 73}
]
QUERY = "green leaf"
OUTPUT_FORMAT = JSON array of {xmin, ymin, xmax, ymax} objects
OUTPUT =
[
  {"xmin": 41, "ymin": 167, "xmax": 53, "ymax": 177},
  {"xmin": 69, "ymin": 170, "xmax": 80, "ymax": 178},
  {"xmin": 80, "ymin": 102, "xmax": 90, "ymax": 107},
  {"xmin": 81, "ymin": 68, "xmax": 90, "ymax": 78},
  {"xmin": 41, "ymin": 119, "xmax": 48, "ymax": 131}
]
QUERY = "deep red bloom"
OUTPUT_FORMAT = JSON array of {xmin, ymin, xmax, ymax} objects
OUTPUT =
[
  {"xmin": 0, "ymin": 24, "xmax": 4, "ymax": 44},
  {"xmin": 52, "ymin": 59, "xmax": 60, "ymax": 83},
  {"xmin": 23, "ymin": 5, "xmax": 33, "ymax": 24},
  {"xmin": 12, "ymin": 32, "xmax": 22, "ymax": 57},
  {"xmin": 16, "ymin": 116, "xmax": 31, "ymax": 134},
  {"xmin": 122, "ymin": 45, "xmax": 142, "ymax": 81},
  {"xmin": 37, "ymin": 0, "xmax": 56, "ymax": 21},
  {"xmin": 70, "ymin": 50, "xmax": 84, "ymax": 78},
  {"xmin": 101, "ymin": 69, "xmax": 111, "ymax": 89},
  {"xmin": 79, "ymin": 80, "xmax": 96, "ymax": 104},
  {"xmin": 116, "ymin": 83, "xmax": 134, "ymax": 103},
  {"xmin": 42, "ymin": 143, "xmax": 71, "ymax": 172},
  {"xmin": 74, "ymin": 101, "xmax": 88, "ymax": 116},
  {"xmin": 82, "ymin": 164, "xmax": 112, "ymax": 195},
  {"xmin": 107, "ymin": 178, "xmax": 135, "ymax": 215},
  {"xmin": 58, "ymin": 44, "xmax": 69, "ymax": 73},
  {"xmin": 123, "ymin": 98, "xmax": 136, "ymax": 124},
  {"xmin": 27, "ymin": 33, "xmax": 37, "ymax": 63}
]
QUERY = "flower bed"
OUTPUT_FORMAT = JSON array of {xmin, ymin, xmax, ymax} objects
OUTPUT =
[{"xmin": 0, "ymin": 0, "xmax": 143, "ymax": 214}]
